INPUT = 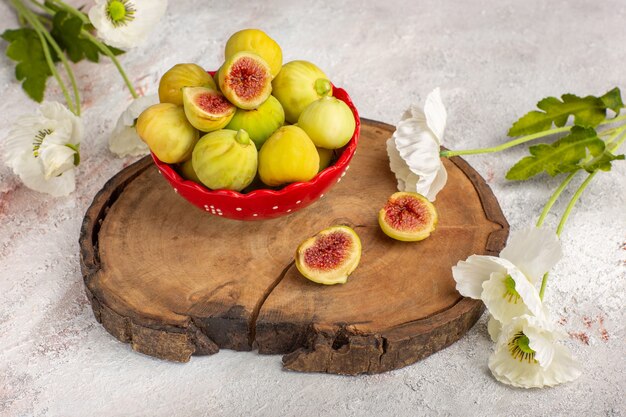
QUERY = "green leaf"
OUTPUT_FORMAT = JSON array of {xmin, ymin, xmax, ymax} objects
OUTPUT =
[
  {"xmin": 50, "ymin": 11, "xmax": 103, "ymax": 63},
  {"xmin": 582, "ymin": 150, "xmax": 624, "ymax": 173},
  {"xmin": 508, "ymin": 88, "xmax": 621, "ymax": 136},
  {"xmin": 106, "ymin": 44, "xmax": 125, "ymax": 56},
  {"xmin": 506, "ymin": 126, "xmax": 605, "ymax": 180},
  {"xmin": 1, "ymin": 28, "xmax": 53, "ymax": 102},
  {"xmin": 600, "ymin": 87, "xmax": 624, "ymax": 115}
]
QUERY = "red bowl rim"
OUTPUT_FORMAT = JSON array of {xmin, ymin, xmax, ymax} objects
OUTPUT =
[{"xmin": 152, "ymin": 84, "xmax": 360, "ymax": 201}]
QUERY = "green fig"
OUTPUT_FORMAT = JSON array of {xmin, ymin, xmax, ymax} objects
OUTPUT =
[
  {"xmin": 271, "ymin": 61, "xmax": 332, "ymax": 123},
  {"xmin": 182, "ymin": 86, "xmax": 236, "ymax": 132},
  {"xmin": 192, "ymin": 129, "xmax": 258, "ymax": 191},
  {"xmin": 258, "ymin": 125, "xmax": 319, "ymax": 187},
  {"xmin": 225, "ymin": 95, "xmax": 285, "ymax": 149},
  {"xmin": 136, "ymin": 103, "xmax": 199, "ymax": 164},
  {"xmin": 179, "ymin": 159, "xmax": 201, "ymax": 183},
  {"xmin": 317, "ymin": 147, "xmax": 334, "ymax": 172},
  {"xmin": 298, "ymin": 96, "xmax": 356, "ymax": 149},
  {"xmin": 159, "ymin": 63, "xmax": 215, "ymax": 106}
]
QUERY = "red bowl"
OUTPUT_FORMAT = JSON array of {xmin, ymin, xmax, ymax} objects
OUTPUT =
[{"xmin": 152, "ymin": 85, "xmax": 360, "ymax": 220}]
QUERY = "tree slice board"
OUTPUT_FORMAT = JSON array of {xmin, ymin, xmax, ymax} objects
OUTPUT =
[{"xmin": 80, "ymin": 119, "xmax": 508, "ymax": 375}]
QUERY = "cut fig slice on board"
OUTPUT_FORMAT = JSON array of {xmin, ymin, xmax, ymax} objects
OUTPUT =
[
  {"xmin": 379, "ymin": 192, "xmax": 438, "ymax": 241},
  {"xmin": 295, "ymin": 225, "xmax": 362, "ymax": 285}
]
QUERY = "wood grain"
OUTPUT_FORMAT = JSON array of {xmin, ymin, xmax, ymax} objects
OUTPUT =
[{"xmin": 79, "ymin": 119, "xmax": 508, "ymax": 374}]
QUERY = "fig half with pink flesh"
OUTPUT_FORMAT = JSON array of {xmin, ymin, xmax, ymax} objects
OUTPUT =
[
  {"xmin": 218, "ymin": 51, "xmax": 273, "ymax": 110},
  {"xmin": 378, "ymin": 192, "xmax": 438, "ymax": 241},
  {"xmin": 182, "ymin": 86, "xmax": 235, "ymax": 132},
  {"xmin": 295, "ymin": 226, "xmax": 361, "ymax": 285}
]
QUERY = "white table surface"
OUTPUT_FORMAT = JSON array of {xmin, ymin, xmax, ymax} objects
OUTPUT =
[{"xmin": 1, "ymin": 1, "xmax": 625, "ymax": 416}]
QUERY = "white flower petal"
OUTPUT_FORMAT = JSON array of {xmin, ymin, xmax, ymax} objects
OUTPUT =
[
  {"xmin": 487, "ymin": 315, "xmax": 502, "ymax": 342},
  {"xmin": 500, "ymin": 227, "xmax": 563, "ymax": 283},
  {"xmin": 39, "ymin": 144, "xmax": 77, "ymax": 179},
  {"xmin": 109, "ymin": 95, "xmax": 158, "ymax": 157},
  {"xmin": 109, "ymin": 123, "xmax": 149, "ymax": 157},
  {"xmin": 13, "ymin": 153, "xmax": 76, "ymax": 197},
  {"xmin": 89, "ymin": 0, "xmax": 168, "ymax": 49},
  {"xmin": 415, "ymin": 163, "xmax": 447, "ymax": 201},
  {"xmin": 452, "ymin": 255, "xmax": 506, "ymax": 299},
  {"xmin": 423, "ymin": 87, "xmax": 446, "ymax": 143},
  {"xmin": 394, "ymin": 126, "xmax": 441, "ymax": 176},
  {"xmin": 387, "ymin": 88, "xmax": 448, "ymax": 201},
  {"xmin": 489, "ymin": 315, "xmax": 581, "ymax": 388},
  {"xmin": 525, "ymin": 320, "xmax": 555, "ymax": 368},
  {"xmin": 122, "ymin": 94, "xmax": 159, "ymax": 125},
  {"xmin": 481, "ymin": 260, "xmax": 543, "ymax": 323},
  {"xmin": 40, "ymin": 101, "xmax": 83, "ymax": 145},
  {"xmin": 2, "ymin": 102, "xmax": 80, "ymax": 196}
]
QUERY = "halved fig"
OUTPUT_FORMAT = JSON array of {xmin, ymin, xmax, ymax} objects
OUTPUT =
[
  {"xmin": 182, "ymin": 86, "xmax": 235, "ymax": 132},
  {"xmin": 378, "ymin": 192, "xmax": 438, "ymax": 241},
  {"xmin": 218, "ymin": 51, "xmax": 272, "ymax": 110},
  {"xmin": 295, "ymin": 226, "xmax": 361, "ymax": 285}
]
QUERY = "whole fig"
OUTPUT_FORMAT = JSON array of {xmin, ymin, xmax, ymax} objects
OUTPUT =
[
  {"xmin": 258, "ymin": 125, "xmax": 319, "ymax": 187},
  {"xmin": 159, "ymin": 63, "xmax": 216, "ymax": 106},
  {"xmin": 136, "ymin": 103, "xmax": 199, "ymax": 164},
  {"xmin": 192, "ymin": 129, "xmax": 258, "ymax": 191},
  {"xmin": 271, "ymin": 61, "xmax": 332, "ymax": 123},
  {"xmin": 225, "ymin": 95, "xmax": 285, "ymax": 149},
  {"xmin": 298, "ymin": 96, "xmax": 356, "ymax": 149}
]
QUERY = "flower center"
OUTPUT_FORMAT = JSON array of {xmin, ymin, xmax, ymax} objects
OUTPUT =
[
  {"xmin": 33, "ymin": 128, "xmax": 53, "ymax": 157},
  {"xmin": 503, "ymin": 274, "xmax": 521, "ymax": 304},
  {"xmin": 508, "ymin": 331, "xmax": 537, "ymax": 363},
  {"xmin": 106, "ymin": 0, "xmax": 136, "ymax": 27}
]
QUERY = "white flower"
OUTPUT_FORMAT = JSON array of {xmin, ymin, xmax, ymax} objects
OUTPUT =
[
  {"xmin": 88, "ymin": 0, "xmax": 168, "ymax": 49},
  {"xmin": 452, "ymin": 226, "xmax": 562, "ymax": 324},
  {"xmin": 489, "ymin": 314, "xmax": 581, "ymax": 388},
  {"xmin": 387, "ymin": 87, "xmax": 448, "ymax": 201},
  {"xmin": 3, "ymin": 102, "xmax": 83, "ymax": 197},
  {"xmin": 109, "ymin": 94, "xmax": 158, "ymax": 157}
]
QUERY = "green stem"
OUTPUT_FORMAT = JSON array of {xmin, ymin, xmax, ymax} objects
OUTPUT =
[
  {"xmin": 32, "ymin": 0, "xmax": 138, "ymax": 99},
  {"xmin": 599, "ymin": 113, "xmax": 626, "ymax": 125},
  {"xmin": 440, "ymin": 126, "xmax": 571, "ymax": 157},
  {"xmin": 18, "ymin": 11, "xmax": 27, "ymax": 26},
  {"xmin": 81, "ymin": 30, "xmax": 138, "ymax": 99},
  {"xmin": 35, "ymin": 17, "xmax": 82, "ymax": 115},
  {"xmin": 11, "ymin": 0, "xmax": 75, "ymax": 113},
  {"xmin": 555, "ymin": 171, "xmax": 598, "ymax": 236},
  {"xmin": 536, "ymin": 172, "xmax": 578, "ymax": 228},
  {"xmin": 539, "ymin": 131, "xmax": 626, "ymax": 300},
  {"xmin": 441, "ymin": 114, "xmax": 626, "ymax": 158},
  {"xmin": 50, "ymin": 0, "xmax": 89, "ymax": 23}
]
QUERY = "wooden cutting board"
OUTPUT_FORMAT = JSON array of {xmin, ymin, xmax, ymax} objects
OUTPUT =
[{"xmin": 79, "ymin": 119, "xmax": 508, "ymax": 375}]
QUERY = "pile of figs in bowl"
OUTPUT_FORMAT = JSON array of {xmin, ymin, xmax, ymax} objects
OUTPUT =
[{"xmin": 137, "ymin": 29, "xmax": 360, "ymax": 220}]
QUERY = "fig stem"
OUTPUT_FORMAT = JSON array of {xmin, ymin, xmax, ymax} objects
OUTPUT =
[
  {"xmin": 440, "ymin": 115, "xmax": 626, "ymax": 158},
  {"xmin": 314, "ymin": 78, "xmax": 332, "ymax": 97},
  {"xmin": 538, "ymin": 130, "xmax": 626, "ymax": 300},
  {"xmin": 235, "ymin": 129, "xmax": 251, "ymax": 145}
]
